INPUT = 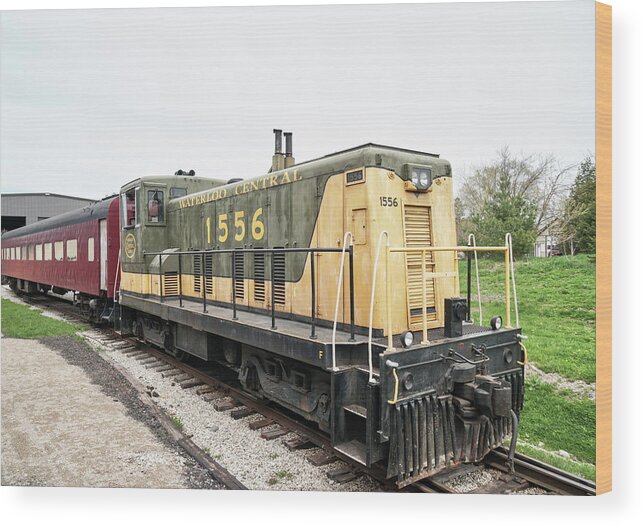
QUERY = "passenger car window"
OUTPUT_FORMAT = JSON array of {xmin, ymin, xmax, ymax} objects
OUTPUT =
[
  {"xmin": 54, "ymin": 241, "xmax": 64, "ymax": 261},
  {"xmin": 66, "ymin": 239, "xmax": 77, "ymax": 261},
  {"xmin": 44, "ymin": 243, "xmax": 52, "ymax": 261},
  {"xmin": 88, "ymin": 237, "xmax": 95, "ymax": 262},
  {"xmin": 36, "ymin": 244, "xmax": 43, "ymax": 261},
  {"xmin": 147, "ymin": 190, "xmax": 164, "ymax": 223}
]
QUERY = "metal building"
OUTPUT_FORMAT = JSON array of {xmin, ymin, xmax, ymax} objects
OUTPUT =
[{"xmin": 1, "ymin": 193, "xmax": 96, "ymax": 233}]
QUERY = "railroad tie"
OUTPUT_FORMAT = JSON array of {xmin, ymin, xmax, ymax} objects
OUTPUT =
[
  {"xmin": 212, "ymin": 399, "xmax": 243, "ymax": 412},
  {"xmin": 196, "ymin": 386, "xmax": 216, "ymax": 396},
  {"xmin": 248, "ymin": 418, "xmax": 273, "ymax": 430},
  {"xmin": 282, "ymin": 435, "xmax": 315, "ymax": 451},
  {"xmin": 154, "ymin": 364, "xmax": 174, "ymax": 372},
  {"xmin": 327, "ymin": 466, "xmax": 360, "ymax": 484},
  {"xmin": 132, "ymin": 355, "xmax": 152, "ymax": 361},
  {"xmin": 468, "ymin": 475, "xmax": 529, "ymax": 494},
  {"xmin": 306, "ymin": 450, "xmax": 337, "ymax": 467},
  {"xmin": 145, "ymin": 361, "xmax": 166, "ymax": 370},
  {"xmin": 202, "ymin": 392, "xmax": 222, "ymax": 402},
  {"xmin": 161, "ymin": 369, "xmax": 182, "ymax": 378},
  {"xmin": 179, "ymin": 379, "xmax": 204, "ymax": 390},
  {"xmin": 230, "ymin": 407, "xmax": 256, "ymax": 420},
  {"xmin": 173, "ymin": 373, "xmax": 192, "ymax": 383},
  {"xmin": 139, "ymin": 357, "xmax": 159, "ymax": 365},
  {"xmin": 260, "ymin": 427, "xmax": 288, "ymax": 441}
]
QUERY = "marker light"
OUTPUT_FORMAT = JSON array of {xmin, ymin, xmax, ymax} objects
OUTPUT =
[
  {"xmin": 400, "ymin": 331, "xmax": 414, "ymax": 348},
  {"xmin": 491, "ymin": 316, "xmax": 503, "ymax": 330}
]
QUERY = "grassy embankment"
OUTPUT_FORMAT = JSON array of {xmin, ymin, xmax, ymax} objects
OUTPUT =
[
  {"xmin": 1, "ymin": 298, "xmax": 86, "ymax": 338},
  {"xmin": 459, "ymin": 255, "xmax": 596, "ymax": 480}
]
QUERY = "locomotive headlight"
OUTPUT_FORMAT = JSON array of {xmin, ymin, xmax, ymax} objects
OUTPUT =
[
  {"xmin": 406, "ymin": 164, "xmax": 432, "ymax": 191},
  {"xmin": 418, "ymin": 170, "xmax": 430, "ymax": 189},
  {"xmin": 491, "ymin": 316, "xmax": 503, "ymax": 330},
  {"xmin": 400, "ymin": 331, "xmax": 414, "ymax": 348}
]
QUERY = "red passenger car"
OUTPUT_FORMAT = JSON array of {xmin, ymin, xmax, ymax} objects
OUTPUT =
[{"xmin": 1, "ymin": 196, "xmax": 120, "ymax": 320}]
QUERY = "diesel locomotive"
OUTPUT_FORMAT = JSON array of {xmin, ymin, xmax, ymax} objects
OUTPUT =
[{"xmin": 1, "ymin": 131, "xmax": 525, "ymax": 486}]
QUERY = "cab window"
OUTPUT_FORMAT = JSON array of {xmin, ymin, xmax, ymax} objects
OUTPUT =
[
  {"xmin": 170, "ymin": 187, "xmax": 187, "ymax": 198},
  {"xmin": 122, "ymin": 188, "xmax": 138, "ymax": 228},
  {"xmin": 147, "ymin": 190, "xmax": 164, "ymax": 223}
]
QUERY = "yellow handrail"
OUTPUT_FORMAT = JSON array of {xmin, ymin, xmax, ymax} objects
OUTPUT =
[
  {"xmin": 387, "ymin": 366, "xmax": 399, "ymax": 405},
  {"xmin": 384, "ymin": 244, "xmax": 514, "ymax": 345}
]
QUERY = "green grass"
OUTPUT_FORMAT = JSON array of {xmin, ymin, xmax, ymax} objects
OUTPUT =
[
  {"xmin": 459, "ymin": 254, "xmax": 596, "ymax": 383},
  {"xmin": 516, "ymin": 442, "xmax": 596, "ymax": 481},
  {"xmin": 267, "ymin": 470, "xmax": 294, "ymax": 486},
  {"xmin": 1, "ymin": 298, "xmax": 86, "ymax": 338},
  {"xmin": 458, "ymin": 255, "xmax": 596, "ymax": 477},
  {"xmin": 169, "ymin": 415, "xmax": 184, "ymax": 431},
  {"xmin": 520, "ymin": 377, "xmax": 596, "ymax": 465}
]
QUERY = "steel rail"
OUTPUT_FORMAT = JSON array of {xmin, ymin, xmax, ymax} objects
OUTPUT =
[
  {"xmin": 485, "ymin": 447, "xmax": 596, "ymax": 496},
  {"xmin": 14, "ymin": 291, "xmax": 596, "ymax": 495}
]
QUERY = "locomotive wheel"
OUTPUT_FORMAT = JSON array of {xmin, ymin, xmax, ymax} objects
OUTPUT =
[
  {"xmin": 223, "ymin": 342, "xmax": 241, "ymax": 366},
  {"xmin": 164, "ymin": 331, "xmax": 186, "ymax": 361},
  {"xmin": 172, "ymin": 348, "xmax": 187, "ymax": 362}
]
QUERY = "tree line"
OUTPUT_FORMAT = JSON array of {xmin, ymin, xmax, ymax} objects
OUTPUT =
[{"xmin": 455, "ymin": 148, "xmax": 596, "ymax": 257}]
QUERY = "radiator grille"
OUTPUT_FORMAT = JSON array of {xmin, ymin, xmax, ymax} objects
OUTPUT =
[
  {"xmin": 164, "ymin": 271, "xmax": 178, "ymax": 296},
  {"xmin": 273, "ymin": 249, "xmax": 286, "ymax": 305},
  {"xmin": 234, "ymin": 252, "xmax": 244, "ymax": 300},
  {"xmin": 254, "ymin": 253, "xmax": 265, "ymax": 303},
  {"xmin": 403, "ymin": 205, "xmax": 437, "ymax": 329}
]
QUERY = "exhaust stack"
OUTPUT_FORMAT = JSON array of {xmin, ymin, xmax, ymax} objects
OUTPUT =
[
  {"xmin": 284, "ymin": 132, "xmax": 295, "ymax": 168},
  {"xmin": 271, "ymin": 129, "xmax": 285, "ymax": 172}
]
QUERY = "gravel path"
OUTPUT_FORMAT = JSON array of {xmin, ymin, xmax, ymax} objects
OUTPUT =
[
  {"xmin": 85, "ymin": 330, "xmax": 382, "ymax": 492},
  {"xmin": 526, "ymin": 362, "xmax": 596, "ymax": 400},
  {"xmin": 1, "ymin": 335, "xmax": 221, "ymax": 489}
]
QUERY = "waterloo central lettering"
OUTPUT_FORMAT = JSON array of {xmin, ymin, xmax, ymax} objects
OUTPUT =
[{"xmin": 178, "ymin": 170, "xmax": 302, "ymax": 209}]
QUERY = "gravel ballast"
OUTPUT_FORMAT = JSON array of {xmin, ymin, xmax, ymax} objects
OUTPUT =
[{"xmin": 84, "ymin": 329, "xmax": 381, "ymax": 492}]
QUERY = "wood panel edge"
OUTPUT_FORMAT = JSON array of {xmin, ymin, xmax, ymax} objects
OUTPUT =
[{"xmin": 595, "ymin": 0, "xmax": 612, "ymax": 496}]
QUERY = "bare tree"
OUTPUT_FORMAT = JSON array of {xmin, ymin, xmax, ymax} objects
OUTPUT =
[{"xmin": 458, "ymin": 147, "xmax": 574, "ymax": 236}]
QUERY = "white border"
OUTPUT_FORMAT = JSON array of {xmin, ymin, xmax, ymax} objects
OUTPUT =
[{"xmin": 1, "ymin": 1, "xmax": 640, "ymax": 525}]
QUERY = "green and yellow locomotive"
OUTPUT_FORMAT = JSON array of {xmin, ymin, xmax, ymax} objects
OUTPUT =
[{"xmin": 117, "ymin": 131, "xmax": 525, "ymax": 486}]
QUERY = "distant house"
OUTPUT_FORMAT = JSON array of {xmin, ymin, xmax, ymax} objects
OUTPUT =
[{"xmin": 1, "ymin": 193, "xmax": 96, "ymax": 233}]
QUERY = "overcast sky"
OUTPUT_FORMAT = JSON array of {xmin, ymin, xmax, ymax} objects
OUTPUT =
[{"xmin": 0, "ymin": 1, "xmax": 595, "ymax": 200}]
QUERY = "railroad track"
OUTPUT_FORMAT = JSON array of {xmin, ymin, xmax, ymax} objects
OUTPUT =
[
  {"xmin": 412, "ymin": 448, "xmax": 596, "ymax": 495},
  {"xmin": 10, "ymin": 289, "xmax": 596, "ymax": 495}
]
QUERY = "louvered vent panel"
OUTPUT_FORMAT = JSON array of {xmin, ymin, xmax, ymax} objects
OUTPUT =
[
  {"xmin": 205, "ymin": 254, "xmax": 213, "ymax": 295},
  {"xmin": 234, "ymin": 252, "xmax": 245, "ymax": 300},
  {"xmin": 254, "ymin": 253, "xmax": 265, "ymax": 303},
  {"xmin": 193, "ymin": 254, "xmax": 202, "ymax": 294},
  {"xmin": 403, "ymin": 206, "xmax": 437, "ymax": 328},
  {"xmin": 273, "ymin": 249, "xmax": 286, "ymax": 305},
  {"xmin": 164, "ymin": 271, "xmax": 179, "ymax": 296}
]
